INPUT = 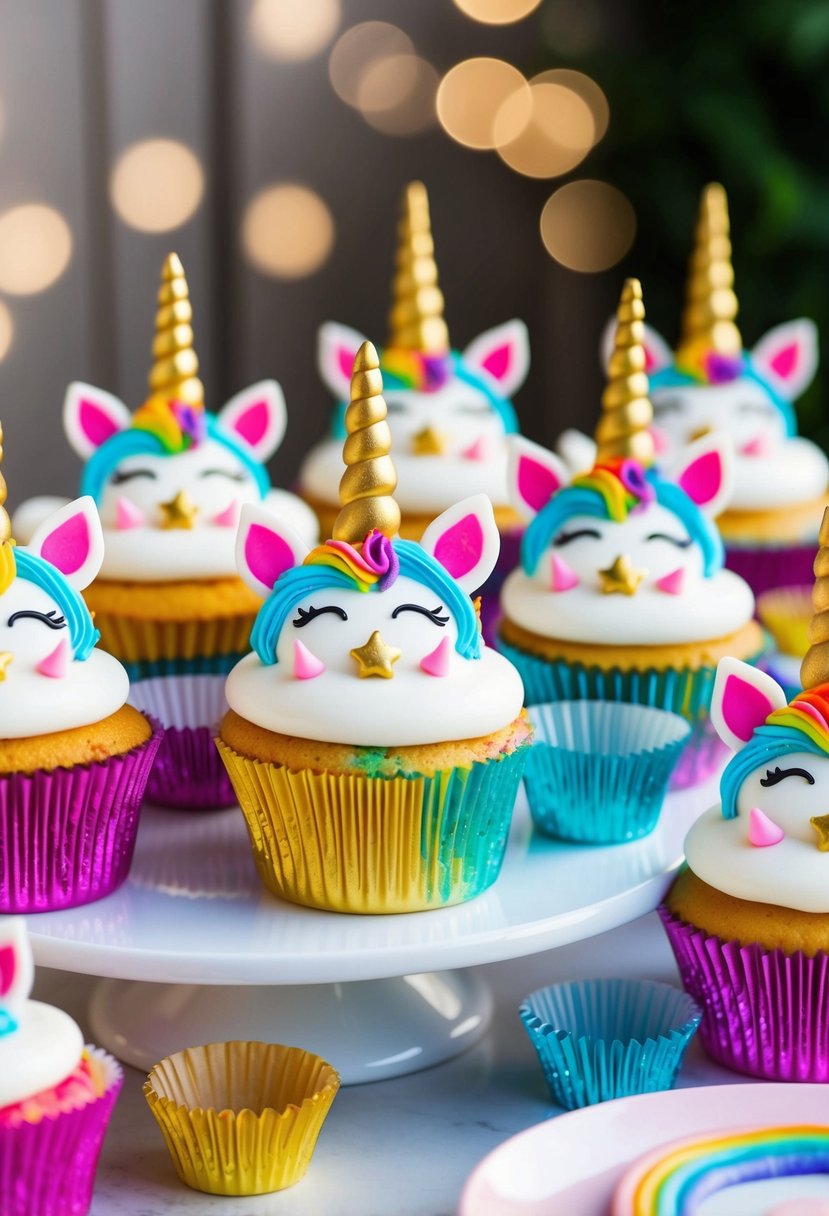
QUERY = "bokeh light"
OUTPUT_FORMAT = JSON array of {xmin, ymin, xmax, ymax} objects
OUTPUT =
[
  {"xmin": 437, "ymin": 59, "xmax": 530, "ymax": 150},
  {"xmin": 249, "ymin": 0, "xmax": 340, "ymax": 61},
  {"xmin": 495, "ymin": 81, "xmax": 594, "ymax": 177},
  {"xmin": 453, "ymin": 0, "xmax": 542, "ymax": 23},
  {"xmin": 329, "ymin": 22, "xmax": 413, "ymax": 108},
  {"xmin": 533, "ymin": 68, "xmax": 609, "ymax": 144},
  {"xmin": 0, "ymin": 205, "xmax": 72, "ymax": 295},
  {"xmin": 359, "ymin": 55, "xmax": 438, "ymax": 136},
  {"xmin": 540, "ymin": 180, "xmax": 636, "ymax": 272},
  {"xmin": 242, "ymin": 183, "xmax": 335, "ymax": 279},
  {"xmin": 0, "ymin": 301, "xmax": 12, "ymax": 362},
  {"xmin": 110, "ymin": 139, "xmax": 204, "ymax": 233}
]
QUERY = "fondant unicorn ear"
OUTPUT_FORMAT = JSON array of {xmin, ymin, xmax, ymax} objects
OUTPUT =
[
  {"xmin": 63, "ymin": 382, "xmax": 131, "ymax": 460},
  {"xmin": 26, "ymin": 497, "xmax": 104, "ymax": 591},
  {"xmin": 217, "ymin": 380, "xmax": 287, "ymax": 462},
  {"xmin": 235, "ymin": 503, "xmax": 310, "ymax": 600},
  {"xmin": 420, "ymin": 494, "xmax": 500, "ymax": 593},
  {"xmin": 0, "ymin": 918, "xmax": 33, "ymax": 1022},
  {"xmin": 666, "ymin": 432, "xmax": 734, "ymax": 517},
  {"xmin": 751, "ymin": 318, "xmax": 818, "ymax": 401},
  {"xmin": 462, "ymin": 320, "xmax": 530, "ymax": 397},
  {"xmin": 710, "ymin": 657, "xmax": 787, "ymax": 753},
  {"xmin": 600, "ymin": 317, "xmax": 673, "ymax": 376},
  {"xmin": 318, "ymin": 322, "xmax": 369, "ymax": 401},
  {"xmin": 507, "ymin": 436, "xmax": 570, "ymax": 520}
]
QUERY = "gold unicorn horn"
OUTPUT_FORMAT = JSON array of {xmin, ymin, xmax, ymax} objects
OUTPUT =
[
  {"xmin": 0, "ymin": 421, "xmax": 11, "ymax": 545},
  {"xmin": 387, "ymin": 181, "xmax": 449, "ymax": 354},
  {"xmin": 595, "ymin": 278, "xmax": 654, "ymax": 465},
  {"xmin": 801, "ymin": 506, "xmax": 829, "ymax": 689},
  {"xmin": 677, "ymin": 183, "xmax": 742, "ymax": 360},
  {"xmin": 333, "ymin": 340, "xmax": 401, "ymax": 542},
  {"xmin": 147, "ymin": 253, "xmax": 204, "ymax": 406}
]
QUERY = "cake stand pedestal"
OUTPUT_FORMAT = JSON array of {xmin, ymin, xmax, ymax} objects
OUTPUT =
[{"xmin": 26, "ymin": 775, "xmax": 717, "ymax": 1085}]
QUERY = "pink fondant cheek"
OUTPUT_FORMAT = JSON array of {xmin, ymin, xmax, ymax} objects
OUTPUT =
[
  {"xmin": 433, "ymin": 514, "xmax": 484, "ymax": 581},
  {"xmin": 40, "ymin": 514, "xmax": 90, "ymax": 576},
  {"xmin": 769, "ymin": 343, "xmax": 798, "ymax": 380},
  {"xmin": 678, "ymin": 450, "xmax": 722, "ymax": 507},
  {"xmin": 232, "ymin": 401, "xmax": 268, "ymax": 447},
  {"xmin": 244, "ymin": 524, "xmax": 296, "ymax": 591},
  {"xmin": 481, "ymin": 344, "xmax": 510, "ymax": 383},
  {"xmin": 0, "ymin": 944, "xmax": 14, "ymax": 997},
  {"xmin": 723, "ymin": 674, "xmax": 772, "ymax": 742},
  {"xmin": 517, "ymin": 456, "xmax": 560, "ymax": 513},
  {"xmin": 79, "ymin": 400, "xmax": 120, "ymax": 448}
]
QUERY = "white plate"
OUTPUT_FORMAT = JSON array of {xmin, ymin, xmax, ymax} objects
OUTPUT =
[
  {"xmin": 460, "ymin": 1084, "xmax": 829, "ymax": 1215},
  {"xmin": 26, "ymin": 773, "xmax": 716, "ymax": 986}
]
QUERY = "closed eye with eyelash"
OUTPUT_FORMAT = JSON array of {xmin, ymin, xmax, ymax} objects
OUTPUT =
[
  {"xmin": 760, "ymin": 766, "xmax": 816, "ymax": 788},
  {"xmin": 391, "ymin": 604, "xmax": 449, "ymax": 625},
  {"xmin": 8, "ymin": 609, "xmax": 67, "ymax": 629},
  {"xmin": 646, "ymin": 532, "xmax": 693, "ymax": 548},
  {"xmin": 293, "ymin": 605, "xmax": 348, "ymax": 626},
  {"xmin": 652, "ymin": 398, "xmax": 685, "ymax": 415},
  {"xmin": 552, "ymin": 528, "xmax": 602, "ymax": 546},
  {"xmin": 110, "ymin": 468, "xmax": 157, "ymax": 484},
  {"xmin": 198, "ymin": 468, "xmax": 248, "ymax": 482}
]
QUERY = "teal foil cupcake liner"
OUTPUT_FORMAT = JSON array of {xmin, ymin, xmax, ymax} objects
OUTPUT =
[
  {"xmin": 520, "ymin": 978, "xmax": 701, "ymax": 1109},
  {"xmin": 122, "ymin": 651, "xmax": 247, "ymax": 684},
  {"xmin": 524, "ymin": 701, "xmax": 690, "ymax": 843}
]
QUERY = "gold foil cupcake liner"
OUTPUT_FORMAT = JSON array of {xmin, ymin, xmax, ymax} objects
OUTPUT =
[
  {"xmin": 90, "ymin": 610, "xmax": 256, "ymax": 664},
  {"xmin": 756, "ymin": 584, "xmax": 812, "ymax": 658},
  {"xmin": 143, "ymin": 1041, "xmax": 339, "ymax": 1196}
]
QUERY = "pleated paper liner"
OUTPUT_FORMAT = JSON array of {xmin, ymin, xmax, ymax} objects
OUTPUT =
[
  {"xmin": 520, "ymin": 978, "xmax": 701, "ymax": 1109},
  {"xmin": 121, "ymin": 651, "xmax": 247, "ymax": 684},
  {"xmin": 756, "ymin": 584, "xmax": 812, "ymax": 658},
  {"xmin": 216, "ymin": 738, "xmax": 529, "ymax": 914},
  {"xmin": 90, "ymin": 610, "xmax": 256, "ymax": 665},
  {"xmin": 524, "ymin": 702, "xmax": 690, "ymax": 844},
  {"xmin": 660, "ymin": 905, "xmax": 829, "ymax": 1082},
  {"xmin": 144, "ymin": 1042, "xmax": 339, "ymax": 1196},
  {"xmin": 725, "ymin": 540, "xmax": 818, "ymax": 598},
  {"xmin": 0, "ymin": 719, "xmax": 162, "ymax": 913},
  {"xmin": 0, "ymin": 1047, "xmax": 122, "ymax": 1216}
]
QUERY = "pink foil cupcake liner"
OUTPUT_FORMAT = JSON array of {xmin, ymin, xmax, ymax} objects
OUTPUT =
[
  {"xmin": 146, "ymin": 725, "xmax": 236, "ymax": 810},
  {"xmin": 725, "ymin": 541, "xmax": 818, "ymax": 600},
  {"xmin": 667, "ymin": 718, "xmax": 728, "ymax": 791},
  {"xmin": 660, "ymin": 905, "xmax": 829, "ymax": 1082},
  {"xmin": 0, "ymin": 1047, "xmax": 122, "ymax": 1216},
  {"xmin": 0, "ymin": 720, "xmax": 162, "ymax": 913}
]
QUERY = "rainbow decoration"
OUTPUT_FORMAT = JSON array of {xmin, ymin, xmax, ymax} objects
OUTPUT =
[
  {"xmin": 302, "ymin": 530, "xmax": 400, "ymax": 593},
  {"xmin": 380, "ymin": 347, "xmax": 452, "ymax": 393},
  {"xmin": 673, "ymin": 338, "xmax": 745, "ymax": 387},
  {"xmin": 572, "ymin": 458, "xmax": 655, "ymax": 523},
  {"xmin": 131, "ymin": 396, "xmax": 207, "ymax": 454},
  {"xmin": 767, "ymin": 684, "xmax": 829, "ymax": 754},
  {"xmin": 616, "ymin": 1125, "xmax": 829, "ymax": 1215}
]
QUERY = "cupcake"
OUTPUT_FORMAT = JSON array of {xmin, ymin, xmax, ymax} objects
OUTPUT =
[
  {"xmin": 0, "ymin": 428, "xmax": 159, "ymax": 911},
  {"xmin": 13, "ymin": 253, "xmax": 317, "ymax": 811},
  {"xmin": 662, "ymin": 514, "xmax": 829, "ymax": 1081},
  {"xmin": 499, "ymin": 278, "xmax": 763, "ymax": 787},
  {"xmin": 629, "ymin": 183, "xmax": 827, "ymax": 596},
  {"xmin": 218, "ymin": 339, "xmax": 530, "ymax": 914},
  {"xmin": 0, "ymin": 919, "xmax": 122, "ymax": 1216},
  {"xmin": 757, "ymin": 583, "xmax": 812, "ymax": 700},
  {"xmin": 298, "ymin": 181, "xmax": 530, "ymax": 638}
]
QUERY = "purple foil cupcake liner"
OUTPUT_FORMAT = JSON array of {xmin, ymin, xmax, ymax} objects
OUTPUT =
[
  {"xmin": 146, "ymin": 725, "xmax": 236, "ymax": 810},
  {"xmin": 479, "ymin": 526, "xmax": 524, "ymax": 648},
  {"xmin": 725, "ymin": 541, "xmax": 818, "ymax": 599},
  {"xmin": 660, "ymin": 905, "xmax": 829, "ymax": 1082},
  {"xmin": 668, "ymin": 717, "xmax": 728, "ymax": 791},
  {"xmin": 0, "ymin": 1047, "xmax": 122, "ymax": 1216},
  {"xmin": 0, "ymin": 720, "xmax": 162, "ymax": 913}
]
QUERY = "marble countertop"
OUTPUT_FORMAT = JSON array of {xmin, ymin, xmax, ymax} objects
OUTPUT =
[{"xmin": 33, "ymin": 911, "xmax": 748, "ymax": 1216}]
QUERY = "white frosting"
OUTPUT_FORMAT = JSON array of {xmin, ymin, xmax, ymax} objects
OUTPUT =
[
  {"xmin": 728, "ymin": 437, "xmax": 829, "ymax": 513},
  {"xmin": 0, "ymin": 999, "xmax": 84, "ymax": 1108},
  {"xmin": 500, "ymin": 501, "xmax": 755, "ymax": 645},
  {"xmin": 0, "ymin": 577, "xmax": 128, "ymax": 738},
  {"xmin": 225, "ymin": 573, "xmax": 524, "ymax": 746}
]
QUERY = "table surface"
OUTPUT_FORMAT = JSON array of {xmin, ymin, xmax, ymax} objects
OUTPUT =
[{"xmin": 34, "ymin": 910, "xmax": 751, "ymax": 1216}]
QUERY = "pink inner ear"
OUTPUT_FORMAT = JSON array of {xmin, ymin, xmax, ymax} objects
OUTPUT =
[
  {"xmin": 232, "ymin": 401, "xmax": 269, "ymax": 447},
  {"xmin": 433, "ymin": 513, "xmax": 484, "ymax": 581},
  {"xmin": 518, "ymin": 455, "xmax": 561, "ymax": 512},
  {"xmin": 643, "ymin": 346, "xmax": 657, "ymax": 372},
  {"xmin": 0, "ymin": 945, "xmax": 14, "ymax": 997},
  {"xmin": 769, "ymin": 342, "xmax": 798, "ymax": 380},
  {"xmin": 244, "ymin": 523, "xmax": 296, "ymax": 592},
  {"xmin": 337, "ymin": 347, "xmax": 356, "ymax": 383},
  {"xmin": 678, "ymin": 450, "xmax": 722, "ymax": 507},
  {"xmin": 40, "ymin": 513, "xmax": 90, "ymax": 576},
  {"xmin": 79, "ymin": 399, "xmax": 121, "ymax": 448},
  {"xmin": 722, "ymin": 674, "xmax": 774, "ymax": 742},
  {"xmin": 481, "ymin": 343, "xmax": 511, "ymax": 383}
]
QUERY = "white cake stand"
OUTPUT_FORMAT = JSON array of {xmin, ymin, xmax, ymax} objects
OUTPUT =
[{"xmin": 25, "ymin": 774, "xmax": 717, "ymax": 1084}]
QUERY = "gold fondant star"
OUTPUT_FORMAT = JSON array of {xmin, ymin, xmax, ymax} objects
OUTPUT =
[
  {"xmin": 810, "ymin": 814, "xmax": 829, "ymax": 852},
  {"xmin": 159, "ymin": 490, "xmax": 198, "ymax": 530},
  {"xmin": 0, "ymin": 652, "xmax": 12, "ymax": 681},
  {"xmin": 598, "ymin": 554, "xmax": 646, "ymax": 597},
  {"xmin": 412, "ymin": 426, "xmax": 447, "ymax": 457},
  {"xmin": 350, "ymin": 630, "xmax": 401, "ymax": 679}
]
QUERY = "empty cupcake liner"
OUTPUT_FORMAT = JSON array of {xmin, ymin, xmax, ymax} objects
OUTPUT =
[
  {"xmin": 756, "ymin": 584, "xmax": 812, "ymax": 657},
  {"xmin": 89, "ymin": 609, "xmax": 256, "ymax": 666},
  {"xmin": 725, "ymin": 541, "xmax": 817, "ymax": 599},
  {"xmin": 520, "ymin": 978, "xmax": 701, "ymax": 1110},
  {"xmin": 217, "ymin": 738, "xmax": 529, "ymax": 913},
  {"xmin": 0, "ymin": 1047, "xmax": 122, "ymax": 1216},
  {"xmin": 144, "ymin": 1041, "xmax": 339, "ymax": 1196},
  {"xmin": 523, "ymin": 701, "xmax": 690, "ymax": 844},
  {"xmin": 0, "ymin": 719, "xmax": 162, "ymax": 913},
  {"xmin": 660, "ymin": 906, "xmax": 829, "ymax": 1082}
]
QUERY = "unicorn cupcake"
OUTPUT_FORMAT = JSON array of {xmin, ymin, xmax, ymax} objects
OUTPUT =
[
  {"xmin": 499, "ymin": 278, "xmax": 763, "ymax": 785},
  {"xmin": 631, "ymin": 183, "xmax": 828, "ymax": 595},
  {"xmin": 0, "ymin": 426, "xmax": 160, "ymax": 911},
  {"xmin": 218, "ymin": 339, "xmax": 530, "ymax": 914},
  {"xmin": 662, "ymin": 511, "xmax": 829, "ymax": 1080},
  {"xmin": 14, "ymin": 253, "xmax": 316, "ymax": 811}
]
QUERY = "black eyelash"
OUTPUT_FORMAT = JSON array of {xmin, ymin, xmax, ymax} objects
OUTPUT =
[
  {"xmin": 738, "ymin": 402, "xmax": 775, "ymax": 416},
  {"xmin": 8, "ymin": 609, "xmax": 67, "ymax": 630},
  {"xmin": 553, "ymin": 528, "xmax": 601, "ymax": 546},
  {"xmin": 646, "ymin": 533, "xmax": 693, "ymax": 549},
  {"xmin": 386, "ymin": 402, "xmax": 405, "ymax": 413},
  {"xmin": 652, "ymin": 399, "xmax": 684, "ymax": 415},
  {"xmin": 198, "ymin": 469, "xmax": 248, "ymax": 482},
  {"xmin": 760, "ymin": 766, "xmax": 815, "ymax": 788},
  {"xmin": 457, "ymin": 404, "xmax": 489, "ymax": 415},
  {"xmin": 110, "ymin": 469, "xmax": 157, "ymax": 484},
  {"xmin": 391, "ymin": 604, "xmax": 449, "ymax": 625},
  {"xmin": 293, "ymin": 605, "xmax": 348, "ymax": 626}
]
